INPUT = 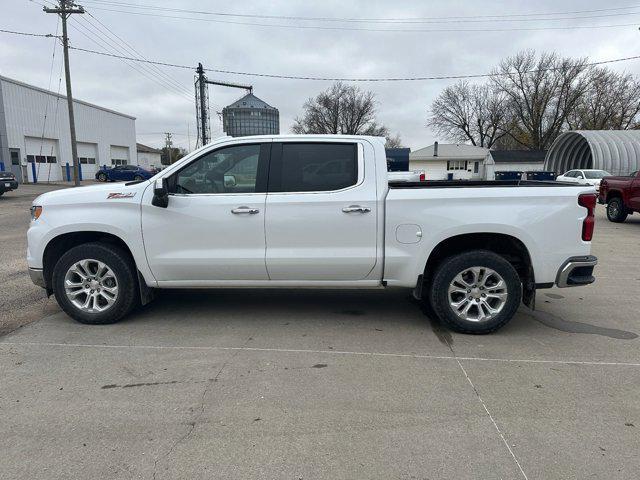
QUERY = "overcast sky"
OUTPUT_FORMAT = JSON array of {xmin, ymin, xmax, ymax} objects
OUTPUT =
[{"xmin": 2, "ymin": 0, "xmax": 640, "ymax": 151}]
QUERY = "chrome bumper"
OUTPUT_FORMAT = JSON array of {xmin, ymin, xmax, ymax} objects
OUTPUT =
[
  {"xmin": 556, "ymin": 256, "xmax": 597, "ymax": 288},
  {"xmin": 28, "ymin": 267, "xmax": 46, "ymax": 288}
]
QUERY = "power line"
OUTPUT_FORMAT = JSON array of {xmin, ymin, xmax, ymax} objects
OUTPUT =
[
  {"xmin": 0, "ymin": 28, "xmax": 57, "ymax": 37},
  {"xmin": 69, "ymin": 6, "xmax": 640, "ymax": 32},
  {"xmin": 79, "ymin": 0, "xmax": 640, "ymax": 23},
  {"xmin": 67, "ymin": 46, "xmax": 640, "ymax": 82},
  {"xmin": 67, "ymin": 16, "xmax": 193, "ymax": 101},
  {"xmin": 83, "ymin": 10, "xmax": 192, "ymax": 97}
]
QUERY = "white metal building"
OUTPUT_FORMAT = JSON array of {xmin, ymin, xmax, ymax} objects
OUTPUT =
[
  {"xmin": 0, "ymin": 75, "xmax": 136, "ymax": 183},
  {"xmin": 409, "ymin": 143, "xmax": 490, "ymax": 180},
  {"xmin": 485, "ymin": 150, "xmax": 547, "ymax": 179},
  {"xmin": 136, "ymin": 143, "xmax": 162, "ymax": 171}
]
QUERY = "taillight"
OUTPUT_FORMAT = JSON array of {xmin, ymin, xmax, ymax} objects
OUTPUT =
[
  {"xmin": 578, "ymin": 193, "xmax": 596, "ymax": 241},
  {"xmin": 419, "ymin": 172, "xmax": 426, "ymax": 181}
]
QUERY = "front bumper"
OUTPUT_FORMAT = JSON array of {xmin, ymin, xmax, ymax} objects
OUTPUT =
[
  {"xmin": 28, "ymin": 267, "xmax": 46, "ymax": 288},
  {"xmin": 556, "ymin": 255, "xmax": 597, "ymax": 288}
]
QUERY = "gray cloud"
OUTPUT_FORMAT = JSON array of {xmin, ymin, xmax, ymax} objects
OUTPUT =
[{"xmin": 2, "ymin": 0, "xmax": 639, "ymax": 150}]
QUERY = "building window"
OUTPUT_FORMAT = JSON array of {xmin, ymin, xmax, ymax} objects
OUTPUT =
[
  {"xmin": 112, "ymin": 159, "xmax": 128, "ymax": 166},
  {"xmin": 46, "ymin": 156, "xmax": 57, "ymax": 163},
  {"xmin": 474, "ymin": 161, "xmax": 479, "ymax": 174},
  {"xmin": 79, "ymin": 157, "xmax": 96, "ymax": 164},
  {"xmin": 36, "ymin": 155, "xmax": 46, "ymax": 163},
  {"xmin": 10, "ymin": 151, "xmax": 20, "ymax": 165},
  {"xmin": 447, "ymin": 160, "xmax": 468, "ymax": 171},
  {"xmin": 27, "ymin": 155, "xmax": 35, "ymax": 163}
]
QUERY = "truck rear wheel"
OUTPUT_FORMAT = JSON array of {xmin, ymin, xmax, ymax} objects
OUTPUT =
[
  {"xmin": 430, "ymin": 250, "xmax": 522, "ymax": 334},
  {"xmin": 52, "ymin": 242, "xmax": 138, "ymax": 325},
  {"xmin": 606, "ymin": 197, "xmax": 628, "ymax": 223}
]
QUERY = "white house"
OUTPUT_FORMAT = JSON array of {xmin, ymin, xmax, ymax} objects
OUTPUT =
[
  {"xmin": 136, "ymin": 143, "xmax": 163, "ymax": 171},
  {"xmin": 409, "ymin": 142, "xmax": 490, "ymax": 180},
  {"xmin": 486, "ymin": 150, "xmax": 547, "ymax": 179},
  {"xmin": 0, "ymin": 75, "xmax": 136, "ymax": 183}
]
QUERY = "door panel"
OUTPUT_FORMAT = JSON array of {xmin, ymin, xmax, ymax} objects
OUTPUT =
[
  {"xmin": 265, "ymin": 142, "xmax": 377, "ymax": 281},
  {"xmin": 142, "ymin": 193, "xmax": 267, "ymax": 281},
  {"xmin": 142, "ymin": 142, "xmax": 270, "ymax": 282}
]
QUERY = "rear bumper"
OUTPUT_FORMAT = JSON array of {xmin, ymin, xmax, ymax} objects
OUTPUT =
[
  {"xmin": 556, "ymin": 255, "xmax": 597, "ymax": 288},
  {"xmin": 0, "ymin": 180, "xmax": 18, "ymax": 192},
  {"xmin": 28, "ymin": 267, "xmax": 46, "ymax": 288}
]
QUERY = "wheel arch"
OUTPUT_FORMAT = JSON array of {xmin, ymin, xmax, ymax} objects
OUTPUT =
[
  {"xmin": 605, "ymin": 189, "xmax": 624, "ymax": 203},
  {"xmin": 43, "ymin": 231, "xmax": 139, "ymax": 292},
  {"xmin": 418, "ymin": 232, "xmax": 535, "ymax": 307}
]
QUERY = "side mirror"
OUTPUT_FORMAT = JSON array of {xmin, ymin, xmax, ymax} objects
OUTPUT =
[
  {"xmin": 224, "ymin": 174, "xmax": 237, "ymax": 188},
  {"xmin": 151, "ymin": 178, "xmax": 169, "ymax": 208}
]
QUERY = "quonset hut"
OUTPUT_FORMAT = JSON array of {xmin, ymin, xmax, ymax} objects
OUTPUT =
[{"xmin": 545, "ymin": 130, "xmax": 640, "ymax": 176}]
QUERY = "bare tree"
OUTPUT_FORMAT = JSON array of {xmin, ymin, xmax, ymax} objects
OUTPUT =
[
  {"xmin": 428, "ymin": 81, "xmax": 507, "ymax": 148},
  {"xmin": 292, "ymin": 82, "xmax": 390, "ymax": 136},
  {"xmin": 491, "ymin": 50, "xmax": 590, "ymax": 150},
  {"xmin": 385, "ymin": 133, "xmax": 403, "ymax": 148},
  {"xmin": 567, "ymin": 67, "xmax": 640, "ymax": 130}
]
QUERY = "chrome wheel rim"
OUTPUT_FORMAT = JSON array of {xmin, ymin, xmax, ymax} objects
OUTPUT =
[
  {"xmin": 64, "ymin": 259, "xmax": 118, "ymax": 313},
  {"xmin": 609, "ymin": 202, "xmax": 619, "ymax": 217},
  {"xmin": 448, "ymin": 267, "xmax": 508, "ymax": 323}
]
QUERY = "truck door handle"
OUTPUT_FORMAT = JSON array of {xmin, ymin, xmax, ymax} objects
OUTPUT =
[
  {"xmin": 342, "ymin": 205, "xmax": 371, "ymax": 213},
  {"xmin": 231, "ymin": 206, "xmax": 260, "ymax": 214}
]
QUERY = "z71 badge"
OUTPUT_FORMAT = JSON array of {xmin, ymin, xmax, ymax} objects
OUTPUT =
[{"xmin": 107, "ymin": 192, "xmax": 136, "ymax": 199}]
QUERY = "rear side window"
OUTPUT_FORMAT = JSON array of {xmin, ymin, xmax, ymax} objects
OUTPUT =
[{"xmin": 271, "ymin": 143, "xmax": 357, "ymax": 192}]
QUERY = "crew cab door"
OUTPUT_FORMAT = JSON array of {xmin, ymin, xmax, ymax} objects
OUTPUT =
[
  {"xmin": 264, "ymin": 141, "xmax": 378, "ymax": 281},
  {"xmin": 141, "ymin": 142, "xmax": 270, "ymax": 283}
]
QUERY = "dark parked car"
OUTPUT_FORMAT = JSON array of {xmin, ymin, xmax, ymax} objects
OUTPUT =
[
  {"xmin": 95, "ymin": 165, "xmax": 154, "ymax": 182},
  {"xmin": 598, "ymin": 169, "xmax": 640, "ymax": 222},
  {"xmin": 0, "ymin": 171, "xmax": 18, "ymax": 196}
]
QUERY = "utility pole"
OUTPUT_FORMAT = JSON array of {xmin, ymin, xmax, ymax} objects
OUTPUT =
[
  {"xmin": 44, "ymin": 0, "xmax": 84, "ymax": 186},
  {"xmin": 196, "ymin": 63, "xmax": 208, "ymax": 147},
  {"xmin": 194, "ymin": 62, "xmax": 252, "ymax": 146},
  {"xmin": 164, "ymin": 133, "xmax": 173, "ymax": 164}
]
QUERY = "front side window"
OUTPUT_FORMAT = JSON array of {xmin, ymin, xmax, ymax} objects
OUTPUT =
[
  {"xmin": 171, "ymin": 144, "xmax": 261, "ymax": 194},
  {"xmin": 273, "ymin": 143, "xmax": 357, "ymax": 192}
]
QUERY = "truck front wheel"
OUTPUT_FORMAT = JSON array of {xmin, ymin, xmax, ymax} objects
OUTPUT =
[
  {"xmin": 52, "ymin": 242, "xmax": 138, "ymax": 324},
  {"xmin": 430, "ymin": 250, "xmax": 522, "ymax": 334},
  {"xmin": 606, "ymin": 197, "xmax": 628, "ymax": 223}
]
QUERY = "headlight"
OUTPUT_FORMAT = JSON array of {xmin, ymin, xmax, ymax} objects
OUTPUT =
[{"xmin": 30, "ymin": 205, "xmax": 42, "ymax": 220}]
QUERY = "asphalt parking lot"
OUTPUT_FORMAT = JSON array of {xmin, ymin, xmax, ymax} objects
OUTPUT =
[{"xmin": 1, "ymin": 184, "xmax": 639, "ymax": 479}]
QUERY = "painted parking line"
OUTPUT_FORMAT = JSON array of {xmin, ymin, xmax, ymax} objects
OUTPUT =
[{"xmin": 1, "ymin": 341, "xmax": 639, "ymax": 367}]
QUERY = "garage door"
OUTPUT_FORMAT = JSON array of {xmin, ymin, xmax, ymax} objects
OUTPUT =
[
  {"xmin": 110, "ymin": 145, "xmax": 130, "ymax": 166},
  {"xmin": 24, "ymin": 136, "xmax": 61, "ymax": 182},
  {"xmin": 77, "ymin": 142, "xmax": 99, "ymax": 179}
]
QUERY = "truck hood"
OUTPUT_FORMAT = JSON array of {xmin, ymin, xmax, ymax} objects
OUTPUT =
[{"xmin": 33, "ymin": 181, "xmax": 149, "ymax": 206}]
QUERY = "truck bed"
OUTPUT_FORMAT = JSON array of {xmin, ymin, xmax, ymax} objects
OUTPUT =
[{"xmin": 388, "ymin": 180, "xmax": 575, "ymax": 188}]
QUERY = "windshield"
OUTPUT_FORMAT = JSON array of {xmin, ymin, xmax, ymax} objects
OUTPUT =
[{"xmin": 584, "ymin": 170, "xmax": 610, "ymax": 179}]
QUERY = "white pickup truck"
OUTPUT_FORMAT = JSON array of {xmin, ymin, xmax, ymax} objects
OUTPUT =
[{"xmin": 27, "ymin": 135, "xmax": 598, "ymax": 334}]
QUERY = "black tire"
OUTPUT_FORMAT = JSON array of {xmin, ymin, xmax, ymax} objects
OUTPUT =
[
  {"xmin": 52, "ymin": 242, "xmax": 138, "ymax": 325},
  {"xmin": 606, "ymin": 197, "xmax": 628, "ymax": 223},
  {"xmin": 97, "ymin": 172, "xmax": 107, "ymax": 182},
  {"xmin": 0, "ymin": 191, "xmax": 4, "ymax": 196},
  {"xmin": 430, "ymin": 250, "xmax": 522, "ymax": 334}
]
